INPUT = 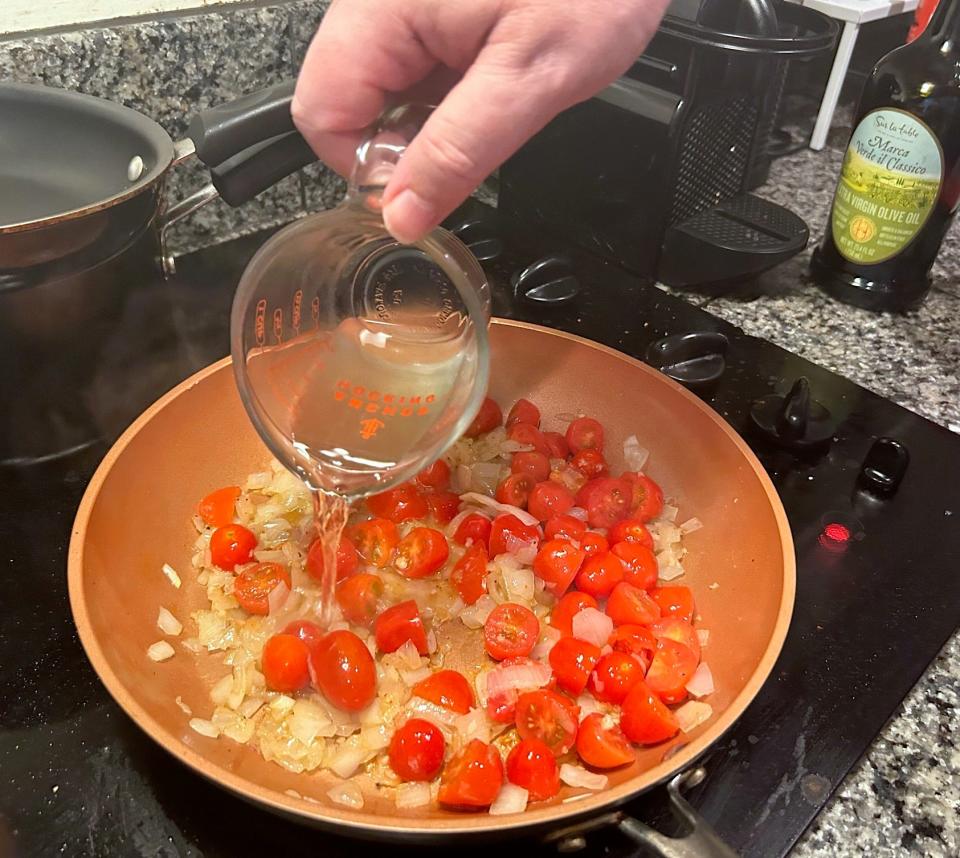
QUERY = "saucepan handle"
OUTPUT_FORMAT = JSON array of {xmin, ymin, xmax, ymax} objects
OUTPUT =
[{"xmin": 546, "ymin": 770, "xmax": 737, "ymax": 858}]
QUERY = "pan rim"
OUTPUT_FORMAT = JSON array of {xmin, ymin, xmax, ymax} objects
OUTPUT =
[
  {"xmin": 67, "ymin": 318, "xmax": 796, "ymax": 837},
  {"xmin": 0, "ymin": 82, "xmax": 175, "ymax": 234}
]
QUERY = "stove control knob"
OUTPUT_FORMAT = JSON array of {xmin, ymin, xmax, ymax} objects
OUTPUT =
[
  {"xmin": 646, "ymin": 332, "xmax": 729, "ymax": 395},
  {"xmin": 512, "ymin": 255, "xmax": 579, "ymax": 305},
  {"xmin": 750, "ymin": 378, "xmax": 834, "ymax": 450},
  {"xmin": 859, "ymin": 437, "xmax": 909, "ymax": 495},
  {"xmin": 450, "ymin": 217, "xmax": 503, "ymax": 261}
]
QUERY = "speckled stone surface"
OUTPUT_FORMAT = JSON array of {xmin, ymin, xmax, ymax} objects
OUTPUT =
[
  {"xmin": 0, "ymin": 0, "xmax": 336, "ymax": 255},
  {"xmin": 3, "ymin": 6, "xmax": 958, "ymax": 855}
]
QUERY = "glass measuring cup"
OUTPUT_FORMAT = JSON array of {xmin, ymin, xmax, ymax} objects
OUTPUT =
[{"xmin": 230, "ymin": 104, "xmax": 491, "ymax": 500}]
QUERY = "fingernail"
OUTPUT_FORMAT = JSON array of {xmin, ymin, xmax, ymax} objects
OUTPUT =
[{"xmin": 382, "ymin": 188, "xmax": 435, "ymax": 244}]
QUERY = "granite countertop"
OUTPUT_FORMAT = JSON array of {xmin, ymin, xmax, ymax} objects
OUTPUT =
[{"xmin": 688, "ymin": 123, "xmax": 959, "ymax": 857}]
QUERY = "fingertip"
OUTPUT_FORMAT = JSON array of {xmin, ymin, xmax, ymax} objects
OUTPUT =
[{"xmin": 382, "ymin": 188, "xmax": 437, "ymax": 244}]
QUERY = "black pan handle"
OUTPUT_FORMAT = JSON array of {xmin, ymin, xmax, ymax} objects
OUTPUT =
[
  {"xmin": 210, "ymin": 131, "xmax": 318, "ymax": 207},
  {"xmin": 544, "ymin": 769, "xmax": 737, "ymax": 858},
  {"xmin": 187, "ymin": 79, "xmax": 300, "ymax": 167}
]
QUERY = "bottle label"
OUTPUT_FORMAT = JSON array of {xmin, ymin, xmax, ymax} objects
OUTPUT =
[{"xmin": 830, "ymin": 108, "xmax": 943, "ymax": 265}]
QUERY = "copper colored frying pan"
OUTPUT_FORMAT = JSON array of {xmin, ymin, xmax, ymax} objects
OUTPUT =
[{"xmin": 68, "ymin": 319, "xmax": 794, "ymax": 853}]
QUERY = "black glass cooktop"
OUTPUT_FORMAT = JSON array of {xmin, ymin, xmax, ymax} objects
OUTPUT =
[{"xmin": 2, "ymin": 202, "xmax": 958, "ymax": 858}]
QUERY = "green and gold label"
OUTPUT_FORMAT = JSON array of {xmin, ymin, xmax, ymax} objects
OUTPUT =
[{"xmin": 830, "ymin": 108, "xmax": 943, "ymax": 264}]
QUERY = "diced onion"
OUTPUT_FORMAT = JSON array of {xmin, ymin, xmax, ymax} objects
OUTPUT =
[
  {"xmin": 502, "ymin": 532, "xmax": 538, "ymax": 565},
  {"xmin": 675, "ymin": 700, "xmax": 714, "ymax": 733},
  {"xmin": 576, "ymin": 693, "xmax": 604, "ymax": 718},
  {"xmin": 696, "ymin": 629, "xmax": 710, "ymax": 647},
  {"xmin": 157, "ymin": 606, "xmax": 183, "ymax": 636},
  {"xmin": 458, "ymin": 493, "xmax": 539, "ymax": 527},
  {"xmin": 329, "ymin": 745, "xmax": 367, "ymax": 778},
  {"xmin": 560, "ymin": 764, "xmax": 608, "ymax": 790},
  {"xmin": 426, "ymin": 629, "xmax": 438, "ymax": 654},
  {"xmin": 253, "ymin": 549, "xmax": 286, "ymax": 563},
  {"xmin": 189, "ymin": 717, "xmax": 219, "ymax": 738},
  {"xmin": 209, "ymin": 674, "xmax": 233, "ymax": 705},
  {"xmin": 400, "ymin": 666, "xmax": 432, "ymax": 686},
  {"xmin": 396, "ymin": 782, "xmax": 432, "ymax": 809},
  {"xmin": 452, "ymin": 464, "xmax": 472, "ymax": 494},
  {"xmin": 161, "ymin": 563, "xmax": 182, "ymax": 589},
  {"xmin": 485, "ymin": 660, "xmax": 551, "ymax": 700},
  {"xmin": 266, "ymin": 580, "xmax": 291, "ymax": 616},
  {"xmin": 658, "ymin": 564, "xmax": 685, "ymax": 582},
  {"xmin": 455, "ymin": 708, "xmax": 491, "ymax": 745},
  {"xmin": 554, "ymin": 411, "xmax": 579, "ymax": 423},
  {"xmin": 497, "ymin": 559, "xmax": 536, "ymax": 601},
  {"xmin": 394, "ymin": 639, "xmax": 423, "ymax": 671},
  {"xmin": 175, "ymin": 695, "xmax": 192, "ymax": 715},
  {"xmin": 269, "ymin": 695, "xmax": 296, "ymax": 714},
  {"xmin": 246, "ymin": 471, "xmax": 271, "ymax": 490},
  {"xmin": 461, "ymin": 594, "xmax": 497, "ymax": 629},
  {"xmin": 567, "ymin": 506, "xmax": 588, "ymax": 522},
  {"xmin": 623, "ymin": 435, "xmax": 650, "ymax": 471},
  {"xmin": 499, "ymin": 440, "xmax": 533, "ymax": 454},
  {"xmin": 572, "ymin": 608, "xmax": 613, "ymax": 648},
  {"xmin": 661, "ymin": 504, "xmax": 679, "ymax": 523},
  {"xmin": 147, "ymin": 641, "xmax": 175, "ymax": 662},
  {"xmin": 490, "ymin": 784, "xmax": 529, "ymax": 815},
  {"xmin": 685, "ymin": 663, "xmax": 715, "ymax": 698},
  {"xmin": 530, "ymin": 626, "xmax": 562, "ymax": 660},
  {"xmin": 327, "ymin": 781, "xmax": 364, "ymax": 809},
  {"xmin": 290, "ymin": 699, "xmax": 334, "ymax": 744},
  {"xmin": 470, "ymin": 463, "xmax": 503, "ymax": 495},
  {"xmin": 406, "ymin": 697, "xmax": 460, "ymax": 727},
  {"xmin": 239, "ymin": 697, "xmax": 264, "ymax": 719},
  {"xmin": 680, "ymin": 517, "xmax": 703, "ymax": 534}
]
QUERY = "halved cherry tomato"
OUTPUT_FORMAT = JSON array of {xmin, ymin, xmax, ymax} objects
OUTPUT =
[
  {"xmin": 515, "ymin": 689, "xmax": 579, "ymax": 755},
  {"xmin": 621, "ymin": 472, "xmax": 664, "ymax": 522},
  {"xmin": 609, "ymin": 624, "xmax": 657, "ymax": 660},
  {"xmin": 645, "ymin": 638, "xmax": 698, "ymax": 704},
  {"xmin": 528, "ymin": 481, "xmax": 575, "ymax": 522},
  {"xmin": 545, "ymin": 514, "xmax": 587, "ymax": 542},
  {"xmin": 583, "ymin": 477, "xmax": 632, "ymax": 529},
  {"xmin": 413, "ymin": 669, "xmax": 475, "ymax": 714},
  {"xmin": 576, "ymin": 551, "xmax": 624, "ymax": 598},
  {"xmin": 650, "ymin": 586, "xmax": 696, "ymax": 624},
  {"xmin": 565, "ymin": 417, "xmax": 605, "ymax": 454},
  {"xmin": 580, "ymin": 531, "xmax": 609, "ymax": 557},
  {"xmin": 284, "ymin": 619, "xmax": 325, "ymax": 653},
  {"xmin": 393, "ymin": 527, "xmax": 449, "ymax": 578},
  {"xmin": 612, "ymin": 541, "xmax": 658, "ymax": 590},
  {"xmin": 620, "ymin": 679, "xmax": 679, "ymax": 744},
  {"xmin": 465, "ymin": 397, "xmax": 503, "ymax": 438},
  {"xmin": 450, "ymin": 542, "xmax": 488, "ymax": 605},
  {"xmin": 484, "ymin": 603, "xmax": 539, "ymax": 661},
  {"xmin": 366, "ymin": 484, "xmax": 428, "ymax": 523},
  {"xmin": 348, "ymin": 518, "xmax": 399, "ymax": 567},
  {"xmin": 506, "ymin": 738, "xmax": 560, "ymax": 801},
  {"xmin": 506, "ymin": 398, "xmax": 541, "ymax": 429},
  {"xmin": 511, "ymin": 451, "xmax": 551, "ymax": 483},
  {"xmin": 576, "ymin": 713, "xmax": 635, "ymax": 769},
  {"xmin": 389, "ymin": 718, "xmax": 445, "ymax": 781},
  {"xmin": 209, "ymin": 524, "xmax": 257, "ymax": 571},
  {"xmin": 507, "ymin": 423, "xmax": 552, "ymax": 457},
  {"xmin": 533, "ymin": 539, "xmax": 585, "ymax": 597},
  {"xmin": 261, "ymin": 633, "xmax": 311, "ymax": 692},
  {"xmin": 234, "ymin": 562, "xmax": 291, "ymax": 615},
  {"xmin": 306, "ymin": 535, "xmax": 359, "ymax": 584},
  {"xmin": 496, "ymin": 473, "xmax": 535, "ymax": 508},
  {"xmin": 543, "ymin": 431, "xmax": 570, "ymax": 459},
  {"xmin": 489, "ymin": 514, "xmax": 540, "ymax": 558},
  {"xmin": 486, "ymin": 690, "xmax": 518, "ymax": 724},
  {"xmin": 606, "ymin": 582, "xmax": 661, "ymax": 626},
  {"xmin": 570, "ymin": 449, "xmax": 608, "ymax": 479},
  {"xmin": 453, "ymin": 513, "xmax": 492, "ymax": 549},
  {"xmin": 375, "ymin": 600, "xmax": 429, "ymax": 654},
  {"xmin": 649, "ymin": 617, "xmax": 701, "ymax": 662},
  {"xmin": 438, "ymin": 740, "xmax": 504, "ymax": 807},
  {"xmin": 415, "ymin": 459, "xmax": 451, "ymax": 490},
  {"xmin": 609, "ymin": 519, "xmax": 654, "ymax": 549},
  {"xmin": 335, "ymin": 573, "xmax": 383, "ymax": 626},
  {"xmin": 426, "ymin": 491, "xmax": 460, "ymax": 524},
  {"xmin": 550, "ymin": 592, "xmax": 598, "ymax": 637},
  {"xmin": 198, "ymin": 486, "xmax": 240, "ymax": 528},
  {"xmin": 549, "ymin": 636, "xmax": 601, "ymax": 695},
  {"xmin": 589, "ymin": 651, "xmax": 644, "ymax": 704},
  {"xmin": 309, "ymin": 629, "xmax": 377, "ymax": 712}
]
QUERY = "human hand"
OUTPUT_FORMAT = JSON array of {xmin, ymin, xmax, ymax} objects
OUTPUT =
[{"xmin": 293, "ymin": 0, "xmax": 670, "ymax": 243}]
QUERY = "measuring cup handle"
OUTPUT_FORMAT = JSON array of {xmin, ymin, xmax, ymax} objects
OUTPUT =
[{"xmin": 348, "ymin": 104, "xmax": 434, "ymax": 208}]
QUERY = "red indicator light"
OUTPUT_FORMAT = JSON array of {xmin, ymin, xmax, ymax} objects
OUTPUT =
[{"xmin": 823, "ymin": 523, "xmax": 850, "ymax": 543}]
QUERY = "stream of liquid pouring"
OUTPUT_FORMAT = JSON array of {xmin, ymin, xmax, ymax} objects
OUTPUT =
[{"xmin": 311, "ymin": 489, "xmax": 350, "ymax": 627}]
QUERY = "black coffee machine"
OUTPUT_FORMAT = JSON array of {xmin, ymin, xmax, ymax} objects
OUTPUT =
[{"xmin": 499, "ymin": 0, "xmax": 836, "ymax": 289}]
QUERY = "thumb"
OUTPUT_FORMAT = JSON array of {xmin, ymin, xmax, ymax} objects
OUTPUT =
[{"xmin": 381, "ymin": 57, "xmax": 571, "ymax": 244}]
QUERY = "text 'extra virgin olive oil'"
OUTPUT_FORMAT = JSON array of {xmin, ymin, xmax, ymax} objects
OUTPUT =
[{"xmin": 811, "ymin": 0, "xmax": 960, "ymax": 311}]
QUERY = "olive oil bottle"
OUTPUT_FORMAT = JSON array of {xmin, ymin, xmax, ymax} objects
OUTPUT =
[{"xmin": 811, "ymin": 0, "xmax": 960, "ymax": 311}]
